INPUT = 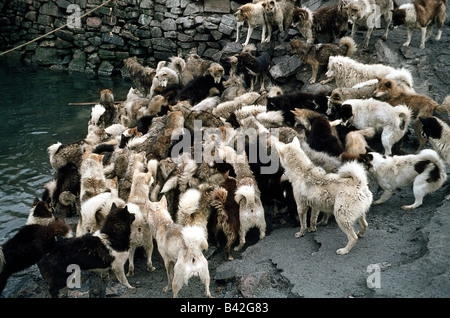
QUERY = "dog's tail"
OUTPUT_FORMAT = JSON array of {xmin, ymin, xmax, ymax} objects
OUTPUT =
[
  {"xmin": 234, "ymin": 185, "xmax": 255, "ymax": 211},
  {"xmin": 168, "ymin": 56, "xmax": 186, "ymax": 75},
  {"xmin": 358, "ymin": 127, "xmax": 376, "ymax": 139},
  {"xmin": 392, "ymin": 105, "xmax": 412, "ymax": 131},
  {"xmin": 386, "ymin": 68, "xmax": 414, "ymax": 91},
  {"xmin": 89, "ymin": 104, "xmax": 106, "ymax": 126},
  {"xmin": 435, "ymin": 95, "xmax": 450, "ymax": 117},
  {"xmin": 211, "ymin": 187, "xmax": 228, "ymax": 215},
  {"xmin": 416, "ymin": 149, "xmax": 447, "ymax": 185},
  {"xmin": 338, "ymin": 160, "xmax": 369, "ymax": 186},
  {"xmin": 177, "ymin": 188, "xmax": 202, "ymax": 225},
  {"xmin": 47, "ymin": 141, "xmax": 62, "ymax": 160},
  {"xmin": 160, "ymin": 157, "xmax": 197, "ymax": 194},
  {"xmin": 339, "ymin": 36, "xmax": 357, "ymax": 57}
]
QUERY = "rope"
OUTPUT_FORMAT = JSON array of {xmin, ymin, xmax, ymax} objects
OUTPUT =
[{"xmin": 0, "ymin": 0, "xmax": 115, "ymax": 57}]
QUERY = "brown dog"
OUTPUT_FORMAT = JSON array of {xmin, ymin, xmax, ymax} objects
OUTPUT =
[{"xmin": 291, "ymin": 36, "xmax": 357, "ymax": 84}]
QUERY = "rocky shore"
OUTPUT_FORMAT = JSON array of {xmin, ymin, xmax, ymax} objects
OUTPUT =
[{"xmin": 0, "ymin": 0, "xmax": 449, "ymax": 300}]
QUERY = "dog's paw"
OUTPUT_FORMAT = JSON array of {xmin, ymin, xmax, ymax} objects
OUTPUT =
[
  {"xmin": 309, "ymin": 78, "xmax": 316, "ymax": 84},
  {"xmin": 294, "ymin": 230, "xmax": 305, "ymax": 238},
  {"xmin": 336, "ymin": 247, "xmax": 349, "ymax": 255},
  {"xmin": 308, "ymin": 226, "xmax": 317, "ymax": 232},
  {"xmin": 419, "ymin": 43, "xmax": 425, "ymax": 49},
  {"xmin": 126, "ymin": 270, "xmax": 134, "ymax": 277},
  {"xmin": 402, "ymin": 42, "xmax": 410, "ymax": 47},
  {"xmin": 147, "ymin": 265, "xmax": 156, "ymax": 272}
]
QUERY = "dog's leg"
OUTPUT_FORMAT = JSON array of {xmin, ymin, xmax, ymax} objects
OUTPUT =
[
  {"xmin": 425, "ymin": 25, "xmax": 433, "ymax": 41},
  {"xmin": 236, "ymin": 21, "xmax": 243, "ymax": 42},
  {"xmin": 261, "ymin": 22, "xmax": 267, "ymax": 43},
  {"xmin": 201, "ymin": 265, "xmax": 212, "ymax": 298},
  {"xmin": 309, "ymin": 61, "xmax": 319, "ymax": 84},
  {"xmin": 403, "ymin": 27, "xmax": 413, "ymax": 47},
  {"xmin": 335, "ymin": 220, "xmax": 358, "ymax": 255},
  {"xmin": 144, "ymin": 238, "xmax": 156, "ymax": 272},
  {"xmin": 364, "ymin": 27, "xmax": 373, "ymax": 48},
  {"xmin": 234, "ymin": 224, "xmax": 247, "ymax": 251},
  {"xmin": 357, "ymin": 215, "xmax": 368, "ymax": 237},
  {"xmin": 383, "ymin": 12, "xmax": 392, "ymax": 41},
  {"xmin": 263, "ymin": 23, "xmax": 272, "ymax": 43},
  {"xmin": 294, "ymin": 203, "xmax": 309, "ymax": 238},
  {"xmin": 350, "ymin": 23, "xmax": 358, "ymax": 38},
  {"xmin": 413, "ymin": 119, "xmax": 427, "ymax": 152},
  {"xmin": 320, "ymin": 76, "xmax": 334, "ymax": 85},
  {"xmin": 224, "ymin": 232, "xmax": 237, "ymax": 260},
  {"xmin": 163, "ymin": 260, "xmax": 174, "ymax": 293},
  {"xmin": 402, "ymin": 178, "xmax": 427, "ymax": 210},
  {"xmin": 436, "ymin": 28, "xmax": 442, "ymax": 41},
  {"xmin": 309, "ymin": 208, "xmax": 320, "ymax": 232},
  {"xmin": 244, "ymin": 25, "xmax": 254, "ymax": 46},
  {"xmin": 373, "ymin": 188, "xmax": 394, "ymax": 205},
  {"xmin": 112, "ymin": 259, "xmax": 134, "ymax": 289},
  {"xmin": 419, "ymin": 26, "xmax": 427, "ymax": 49},
  {"xmin": 260, "ymin": 71, "xmax": 267, "ymax": 92},
  {"xmin": 126, "ymin": 244, "xmax": 137, "ymax": 276}
]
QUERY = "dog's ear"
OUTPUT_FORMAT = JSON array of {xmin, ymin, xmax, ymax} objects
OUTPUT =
[
  {"xmin": 110, "ymin": 202, "xmax": 117, "ymax": 211},
  {"xmin": 159, "ymin": 195, "xmax": 168, "ymax": 209},
  {"xmin": 376, "ymin": 76, "xmax": 382, "ymax": 82},
  {"xmin": 292, "ymin": 136, "xmax": 301, "ymax": 149},
  {"xmin": 274, "ymin": 141, "xmax": 285, "ymax": 156}
]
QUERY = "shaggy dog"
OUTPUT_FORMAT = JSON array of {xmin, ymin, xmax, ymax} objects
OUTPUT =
[
  {"xmin": 323, "ymin": 56, "xmax": 397, "ymax": 87},
  {"xmin": 305, "ymin": 115, "xmax": 344, "ymax": 157},
  {"xmin": 123, "ymin": 56, "xmax": 156, "ymax": 97},
  {"xmin": 99, "ymin": 88, "xmax": 116, "ymax": 127},
  {"xmin": 176, "ymin": 74, "xmax": 224, "ymax": 105},
  {"xmin": 213, "ymin": 91, "xmax": 261, "ymax": 119},
  {"xmin": 47, "ymin": 140, "xmax": 85, "ymax": 172},
  {"xmin": 292, "ymin": 2, "xmax": 349, "ymax": 43},
  {"xmin": 149, "ymin": 61, "xmax": 180, "ymax": 98},
  {"xmin": 0, "ymin": 200, "xmax": 71, "ymax": 295},
  {"xmin": 290, "ymin": 36, "xmax": 357, "ymax": 84},
  {"xmin": 210, "ymin": 173, "xmax": 240, "ymax": 261},
  {"xmin": 176, "ymin": 187, "xmax": 212, "ymax": 238},
  {"xmin": 79, "ymin": 152, "xmax": 108, "ymax": 204},
  {"xmin": 235, "ymin": 0, "xmax": 268, "ymax": 46},
  {"xmin": 340, "ymin": 127, "xmax": 376, "ymax": 161},
  {"xmin": 147, "ymin": 196, "xmax": 211, "ymax": 298},
  {"xmin": 276, "ymin": 137, "xmax": 372, "ymax": 255},
  {"xmin": 419, "ymin": 116, "xmax": 450, "ymax": 167},
  {"xmin": 393, "ymin": 0, "xmax": 447, "ymax": 49},
  {"xmin": 360, "ymin": 149, "xmax": 447, "ymax": 209},
  {"xmin": 344, "ymin": 0, "xmax": 394, "ymax": 47},
  {"xmin": 338, "ymin": 98, "xmax": 412, "ymax": 155},
  {"xmin": 374, "ymin": 76, "xmax": 443, "ymax": 151},
  {"xmin": 266, "ymin": 90, "xmax": 330, "ymax": 126},
  {"xmin": 237, "ymin": 51, "xmax": 271, "ymax": 92},
  {"xmin": 219, "ymin": 145, "xmax": 266, "ymax": 251},
  {"xmin": 180, "ymin": 54, "xmax": 225, "ymax": 86},
  {"xmin": 262, "ymin": 0, "xmax": 296, "ymax": 36},
  {"xmin": 38, "ymin": 204, "xmax": 135, "ymax": 298}
]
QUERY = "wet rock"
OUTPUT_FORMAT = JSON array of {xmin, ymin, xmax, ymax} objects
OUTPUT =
[{"xmin": 68, "ymin": 49, "xmax": 86, "ymax": 72}]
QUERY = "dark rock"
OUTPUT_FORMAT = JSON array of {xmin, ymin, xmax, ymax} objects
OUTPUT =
[
  {"xmin": 98, "ymin": 60, "xmax": 114, "ymax": 77},
  {"xmin": 68, "ymin": 49, "xmax": 86, "ymax": 72},
  {"xmin": 269, "ymin": 55, "xmax": 302, "ymax": 80},
  {"xmin": 31, "ymin": 47, "xmax": 61, "ymax": 65}
]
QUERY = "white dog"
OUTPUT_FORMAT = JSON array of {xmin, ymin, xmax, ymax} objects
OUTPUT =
[
  {"xmin": 148, "ymin": 61, "xmax": 179, "ymax": 98},
  {"xmin": 323, "ymin": 56, "xmax": 396, "ymax": 87},
  {"xmin": 344, "ymin": 0, "xmax": 394, "ymax": 47},
  {"xmin": 338, "ymin": 98, "xmax": 412, "ymax": 155},
  {"xmin": 276, "ymin": 137, "xmax": 373, "ymax": 255},
  {"xmin": 360, "ymin": 149, "xmax": 447, "ymax": 209},
  {"xmin": 147, "ymin": 196, "xmax": 211, "ymax": 298},
  {"xmin": 235, "ymin": 0, "xmax": 268, "ymax": 46}
]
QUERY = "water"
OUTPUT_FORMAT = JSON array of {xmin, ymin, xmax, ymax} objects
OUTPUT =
[{"xmin": 0, "ymin": 62, "xmax": 131, "ymax": 244}]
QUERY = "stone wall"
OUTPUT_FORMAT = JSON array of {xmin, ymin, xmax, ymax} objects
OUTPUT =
[{"xmin": 0, "ymin": 0, "xmax": 255, "ymax": 77}]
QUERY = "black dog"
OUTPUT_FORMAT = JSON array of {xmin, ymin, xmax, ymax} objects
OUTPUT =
[
  {"xmin": 237, "ymin": 51, "xmax": 271, "ymax": 92},
  {"xmin": 38, "ymin": 204, "xmax": 135, "ymax": 298}
]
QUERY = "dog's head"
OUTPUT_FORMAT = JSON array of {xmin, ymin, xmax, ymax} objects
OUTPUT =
[
  {"xmin": 262, "ymin": 0, "xmax": 277, "ymax": 17},
  {"xmin": 358, "ymin": 150, "xmax": 375, "ymax": 170},
  {"xmin": 290, "ymin": 39, "xmax": 311, "ymax": 56},
  {"xmin": 344, "ymin": 3, "xmax": 365, "ymax": 23},
  {"xmin": 392, "ymin": 8, "xmax": 406, "ymax": 27},
  {"xmin": 27, "ymin": 197, "xmax": 55, "ymax": 226},
  {"xmin": 373, "ymin": 77, "xmax": 393, "ymax": 100},
  {"xmin": 154, "ymin": 69, "xmax": 171, "ymax": 87},
  {"xmin": 207, "ymin": 63, "xmax": 225, "ymax": 84},
  {"xmin": 419, "ymin": 116, "xmax": 442, "ymax": 139},
  {"xmin": 327, "ymin": 89, "xmax": 344, "ymax": 114},
  {"xmin": 292, "ymin": 7, "xmax": 310, "ymax": 28},
  {"xmin": 339, "ymin": 103, "xmax": 354, "ymax": 126}
]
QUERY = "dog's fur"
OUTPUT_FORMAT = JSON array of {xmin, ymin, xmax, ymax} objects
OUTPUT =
[
  {"xmin": 99, "ymin": 89, "xmax": 116, "ymax": 127},
  {"xmin": 79, "ymin": 152, "xmax": 108, "ymax": 204},
  {"xmin": 267, "ymin": 90, "xmax": 330, "ymax": 126},
  {"xmin": 39, "ymin": 204, "xmax": 135, "ymax": 297},
  {"xmin": 324, "ymin": 56, "xmax": 396, "ymax": 87},
  {"xmin": 123, "ymin": 57, "xmax": 156, "ymax": 97},
  {"xmin": 374, "ymin": 76, "xmax": 441, "ymax": 151},
  {"xmin": 360, "ymin": 149, "xmax": 447, "ymax": 209},
  {"xmin": 235, "ymin": 1, "xmax": 268, "ymax": 46},
  {"xmin": 344, "ymin": 0, "xmax": 394, "ymax": 47},
  {"xmin": 149, "ymin": 61, "xmax": 180, "ymax": 98},
  {"xmin": 292, "ymin": 2, "xmax": 349, "ymax": 43},
  {"xmin": 180, "ymin": 54, "xmax": 225, "ymax": 86},
  {"xmin": 237, "ymin": 51, "xmax": 271, "ymax": 92},
  {"xmin": 147, "ymin": 196, "xmax": 211, "ymax": 298},
  {"xmin": 276, "ymin": 137, "xmax": 372, "ymax": 255},
  {"xmin": 419, "ymin": 116, "xmax": 450, "ymax": 166},
  {"xmin": 306, "ymin": 115, "xmax": 345, "ymax": 157},
  {"xmin": 210, "ymin": 173, "xmax": 240, "ymax": 261},
  {"xmin": 338, "ymin": 98, "xmax": 412, "ymax": 155},
  {"xmin": 290, "ymin": 36, "xmax": 357, "ymax": 84},
  {"xmin": 176, "ymin": 74, "xmax": 224, "ymax": 105},
  {"xmin": 261, "ymin": 0, "xmax": 291, "ymax": 42},
  {"xmin": 0, "ymin": 202, "xmax": 70, "ymax": 295},
  {"xmin": 393, "ymin": 0, "xmax": 447, "ymax": 49},
  {"xmin": 340, "ymin": 127, "xmax": 376, "ymax": 161}
]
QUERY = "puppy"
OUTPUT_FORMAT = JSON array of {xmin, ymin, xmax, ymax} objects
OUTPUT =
[
  {"xmin": 393, "ymin": 0, "xmax": 447, "ymax": 49},
  {"xmin": 374, "ymin": 76, "xmax": 443, "ymax": 151},
  {"xmin": 0, "ymin": 200, "xmax": 71, "ymax": 295},
  {"xmin": 344, "ymin": 0, "xmax": 394, "ymax": 47},
  {"xmin": 123, "ymin": 56, "xmax": 156, "ymax": 97},
  {"xmin": 276, "ymin": 137, "xmax": 372, "ymax": 255},
  {"xmin": 147, "ymin": 196, "xmax": 211, "ymax": 298},
  {"xmin": 292, "ymin": 2, "xmax": 349, "ymax": 43},
  {"xmin": 360, "ymin": 149, "xmax": 447, "ymax": 209},
  {"xmin": 237, "ymin": 51, "xmax": 271, "ymax": 92},
  {"xmin": 290, "ymin": 36, "xmax": 357, "ymax": 84},
  {"xmin": 39, "ymin": 204, "xmax": 135, "ymax": 298},
  {"xmin": 419, "ymin": 116, "xmax": 450, "ymax": 166},
  {"xmin": 235, "ymin": 0, "xmax": 268, "ymax": 46},
  {"xmin": 323, "ymin": 56, "xmax": 397, "ymax": 87},
  {"xmin": 338, "ymin": 98, "xmax": 412, "ymax": 155}
]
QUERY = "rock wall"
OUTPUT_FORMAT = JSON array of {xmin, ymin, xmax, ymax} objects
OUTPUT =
[{"xmin": 0, "ymin": 0, "xmax": 253, "ymax": 77}]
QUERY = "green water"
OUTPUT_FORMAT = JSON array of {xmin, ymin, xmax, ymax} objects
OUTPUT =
[{"xmin": 0, "ymin": 62, "xmax": 131, "ymax": 243}]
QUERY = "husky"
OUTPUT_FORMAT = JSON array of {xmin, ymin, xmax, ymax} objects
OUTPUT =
[{"xmin": 276, "ymin": 137, "xmax": 372, "ymax": 255}]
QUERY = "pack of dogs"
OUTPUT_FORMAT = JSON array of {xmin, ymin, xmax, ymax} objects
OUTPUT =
[{"xmin": 1, "ymin": 0, "xmax": 449, "ymax": 298}]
